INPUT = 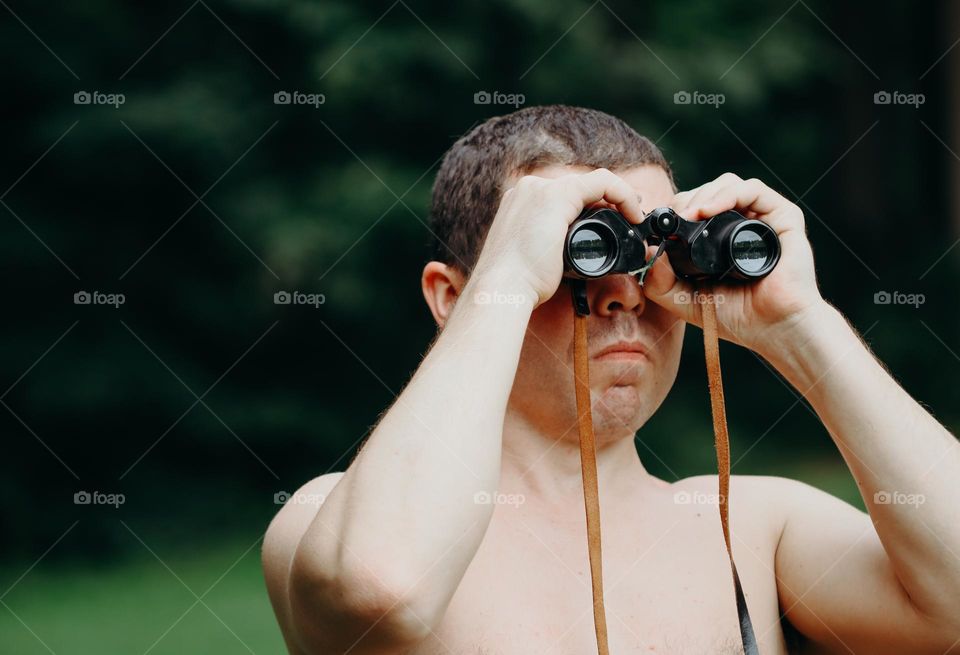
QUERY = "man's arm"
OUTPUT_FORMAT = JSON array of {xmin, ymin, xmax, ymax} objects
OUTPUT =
[
  {"xmin": 643, "ymin": 172, "xmax": 960, "ymax": 653},
  {"xmin": 764, "ymin": 301, "xmax": 960, "ymax": 654},
  {"xmin": 273, "ymin": 279, "xmax": 534, "ymax": 654},
  {"xmin": 263, "ymin": 169, "xmax": 647, "ymax": 654}
]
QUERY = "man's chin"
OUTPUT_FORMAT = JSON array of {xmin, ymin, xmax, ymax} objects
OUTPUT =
[{"xmin": 592, "ymin": 384, "xmax": 648, "ymax": 433}]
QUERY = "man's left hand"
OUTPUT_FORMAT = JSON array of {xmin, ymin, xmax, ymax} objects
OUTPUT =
[{"xmin": 642, "ymin": 172, "xmax": 826, "ymax": 355}]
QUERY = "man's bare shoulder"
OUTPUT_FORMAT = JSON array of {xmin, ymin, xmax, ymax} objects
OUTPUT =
[
  {"xmin": 264, "ymin": 471, "xmax": 345, "ymax": 561},
  {"xmin": 261, "ymin": 472, "xmax": 345, "ymax": 624},
  {"xmin": 669, "ymin": 473, "xmax": 837, "ymax": 535},
  {"xmin": 672, "ymin": 472, "xmax": 826, "ymax": 501}
]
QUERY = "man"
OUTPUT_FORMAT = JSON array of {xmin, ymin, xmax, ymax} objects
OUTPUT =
[{"xmin": 262, "ymin": 105, "xmax": 960, "ymax": 654}]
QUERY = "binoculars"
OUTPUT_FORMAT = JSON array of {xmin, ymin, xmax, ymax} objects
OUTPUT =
[{"xmin": 564, "ymin": 206, "xmax": 781, "ymax": 282}]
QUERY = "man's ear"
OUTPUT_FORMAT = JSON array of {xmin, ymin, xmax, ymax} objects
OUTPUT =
[{"xmin": 422, "ymin": 261, "xmax": 467, "ymax": 328}]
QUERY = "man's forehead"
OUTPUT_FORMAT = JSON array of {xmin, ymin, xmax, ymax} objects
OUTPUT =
[{"xmin": 505, "ymin": 164, "xmax": 675, "ymax": 209}]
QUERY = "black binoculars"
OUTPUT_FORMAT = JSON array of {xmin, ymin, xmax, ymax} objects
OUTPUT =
[{"xmin": 564, "ymin": 206, "xmax": 781, "ymax": 283}]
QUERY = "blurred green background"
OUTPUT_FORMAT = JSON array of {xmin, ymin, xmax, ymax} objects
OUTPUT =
[{"xmin": 2, "ymin": 0, "xmax": 958, "ymax": 652}]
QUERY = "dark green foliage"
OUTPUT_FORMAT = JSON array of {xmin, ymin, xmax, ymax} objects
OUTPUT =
[{"xmin": 1, "ymin": 0, "xmax": 957, "ymax": 562}]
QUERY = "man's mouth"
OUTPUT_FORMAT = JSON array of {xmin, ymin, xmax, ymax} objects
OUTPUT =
[{"xmin": 592, "ymin": 340, "xmax": 649, "ymax": 362}]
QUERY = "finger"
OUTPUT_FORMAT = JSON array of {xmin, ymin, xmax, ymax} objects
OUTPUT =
[
  {"xmin": 670, "ymin": 186, "xmax": 704, "ymax": 216},
  {"xmin": 677, "ymin": 173, "xmax": 743, "ymax": 219},
  {"xmin": 694, "ymin": 178, "xmax": 779, "ymax": 217},
  {"xmin": 693, "ymin": 178, "xmax": 801, "ymax": 232},
  {"xmin": 564, "ymin": 168, "xmax": 646, "ymax": 224}
]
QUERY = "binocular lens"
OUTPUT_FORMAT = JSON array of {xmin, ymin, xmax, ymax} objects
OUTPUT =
[
  {"xmin": 569, "ymin": 225, "xmax": 616, "ymax": 275},
  {"xmin": 731, "ymin": 229, "xmax": 768, "ymax": 273},
  {"xmin": 729, "ymin": 222, "xmax": 779, "ymax": 277}
]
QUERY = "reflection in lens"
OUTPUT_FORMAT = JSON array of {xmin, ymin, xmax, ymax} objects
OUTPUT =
[
  {"xmin": 731, "ymin": 228, "xmax": 769, "ymax": 273},
  {"xmin": 570, "ymin": 227, "xmax": 611, "ymax": 273}
]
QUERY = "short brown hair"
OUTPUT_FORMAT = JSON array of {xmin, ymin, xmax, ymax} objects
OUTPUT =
[{"xmin": 429, "ymin": 105, "xmax": 674, "ymax": 272}]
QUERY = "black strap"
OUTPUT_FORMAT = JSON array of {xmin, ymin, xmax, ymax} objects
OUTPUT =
[{"xmin": 733, "ymin": 562, "xmax": 760, "ymax": 654}]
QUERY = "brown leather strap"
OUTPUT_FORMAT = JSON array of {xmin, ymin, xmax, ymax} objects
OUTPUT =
[
  {"xmin": 701, "ymin": 293, "xmax": 760, "ymax": 655},
  {"xmin": 572, "ymin": 306, "xmax": 610, "ymax": 655},
  {"xmin": 571, "ymin": 284, "xmax": 759, "ymax": 655}
]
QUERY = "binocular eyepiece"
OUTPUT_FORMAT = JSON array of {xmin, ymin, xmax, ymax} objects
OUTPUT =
[{"xmin": 564, "ymin": 206, "xmax": 781, "ymax": 282}]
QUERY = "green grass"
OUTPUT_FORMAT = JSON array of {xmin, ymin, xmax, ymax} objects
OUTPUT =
[{"xmin": 0, "ymin": 535, "xmax": 286, "ymax": 655}]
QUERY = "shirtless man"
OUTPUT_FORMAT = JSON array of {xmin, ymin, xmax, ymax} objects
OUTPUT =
[{"xmin": 262, "ymin": 105, "xmax": 960, "ymax": 654}]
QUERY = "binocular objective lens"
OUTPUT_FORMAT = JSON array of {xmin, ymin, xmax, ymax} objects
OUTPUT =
[
  {"xmin": 731, "ymin": 228, "xmax": 770, "ymax": 273},
  {"xmin": 569, "ymin": 227, "xmax": 613, "ymax": 274}
]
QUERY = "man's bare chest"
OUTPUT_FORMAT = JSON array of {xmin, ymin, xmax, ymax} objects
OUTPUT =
[{"xmin": 408, "ymin": 504, "xmax": 788, "ymax": 654}]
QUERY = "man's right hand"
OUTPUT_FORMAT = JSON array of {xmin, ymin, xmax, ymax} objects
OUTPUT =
[{"xmin": 470, "ymin": 168, "xmax": 647, "ymax": 308}]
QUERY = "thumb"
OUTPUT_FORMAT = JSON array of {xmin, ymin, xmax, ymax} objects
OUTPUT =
[{"xmin": 641, "ymin": 245, "xmax": 698, "ymax": 323}]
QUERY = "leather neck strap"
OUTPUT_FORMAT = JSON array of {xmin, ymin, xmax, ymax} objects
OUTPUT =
[{"xmin": 571, "ymin": 285, "xmax": 760, "ymax": 655}]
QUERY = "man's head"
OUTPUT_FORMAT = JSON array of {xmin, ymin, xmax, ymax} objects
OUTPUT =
[
  {"xmin": 422, "ymin": 106, "xmax": 686, "ymax": 444},
  {"xmin": 429, "ymin": 105, "xmax": 675, "ymax": 272}
]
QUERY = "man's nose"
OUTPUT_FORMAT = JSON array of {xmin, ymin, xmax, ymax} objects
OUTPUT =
[{"xmin": 592, "ymin": 274, "xmax": 645, "ymax": 316}]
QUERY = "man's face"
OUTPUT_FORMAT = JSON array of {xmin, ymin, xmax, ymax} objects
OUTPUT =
[{"xmin": 506, "ymin": 164, "xmax": 685, "ymax": 444}]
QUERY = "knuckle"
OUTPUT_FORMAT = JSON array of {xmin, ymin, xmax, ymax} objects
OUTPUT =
[
  {"xmin": 566, "ymin": 175, "xmax": 589, "ymax": 194},
  {"xmin": 551, "ymin": 175, "xmax": 584, "ymax": 195},
  {"xmin": 516, "ymin": 175, "xmax": 541, "ymax": 190},
  {"xmin": 671, "ymin": 191, "xmax": 692, "ymax": 208},
  {"xmin": 709, "ymin": 186, "xmax": 733, "ymax": 202},
  {"xmin": 591, "ymin": 168, "xmax": 622, "ymax": 188}
]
